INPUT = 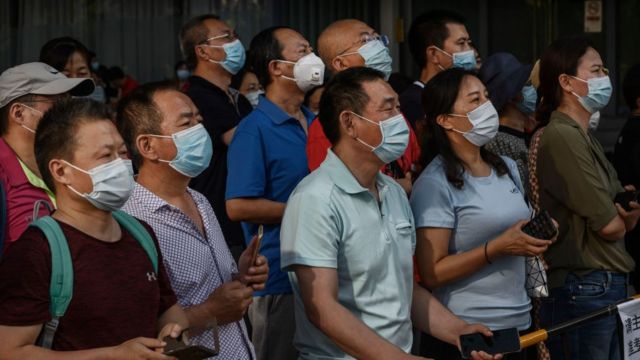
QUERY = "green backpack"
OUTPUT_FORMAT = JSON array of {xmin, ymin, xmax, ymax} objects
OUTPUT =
[{"xmin": 30, "ymin": 210, "xmax": 158, "ymax": 349}]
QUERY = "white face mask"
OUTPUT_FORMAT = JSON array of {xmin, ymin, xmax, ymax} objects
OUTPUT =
[
  {"xmin": 244, "ymin": 89, "xmax": 264, "ymax": 108},
  {"xmin": 277, "ymin": 52, "xmax": 325, "ymax": 92},
  {"xmin": 64, "ymin": 158, "xmax": 134, "ymax": 211},
  {"xmin": 448, "ymin": 101, "xmax": 500, "ymax": 146}
]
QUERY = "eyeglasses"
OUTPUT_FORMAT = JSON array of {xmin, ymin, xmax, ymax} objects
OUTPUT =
[
  {"xmin": 199, "ymin": 30, "xmax": 240, "ymax": 45},
  {"xmin": 337, "ymin": 33, "xmax": 390, "ymax": 56}
]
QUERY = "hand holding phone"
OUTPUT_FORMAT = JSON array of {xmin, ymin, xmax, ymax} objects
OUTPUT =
[
  {"xmin": 615, "ymin": 190, "xmax": 639, "ymax": 212},
  {"xmin": 522, "ymin": 210, "xmax": 558, "ymax": 240},
  {"xmin": 460, "ymin": 328, "xmax": 520, "ymax": 359},
  {"xmin": 163, "ymin": 325, "xmax": 219, "ymax": 359},
  {"xmin": 251, "ymin": 225, "xmax": 264, "ymax": 266}
]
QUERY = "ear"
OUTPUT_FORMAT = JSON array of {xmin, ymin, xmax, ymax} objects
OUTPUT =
[
  {"xmin": 49, "ymin": 159, "xmax": 71, "ymax": 187},
  {"xmin": 426, "ymin": 46, "xmax": 439, "ymax": 65},
  {"xmin": 436, "ymin": 114, "xmax": 453, "ymax": 130},
  {"xmin": 339, "ymin": 111, "xmax": 358, "ymax": 138},
  {"xmin": 135, "ymin": 134, "xmax": 160, "ymax": 161},
  {"xmin": 9, "ymin": 103, "xmax": 26, "ymax": 125},
  {"xmin": 333, "ymin": 56, "xmax": 348, "ymax": 72},
  {"xmin": 195, "ymin": 45, "xmax": 210, "ymax": 61},
  {"xmin": 558, "ymin": 74, "xmax": 574, "ymax": 93},
  {"xmin": 268, "ymin": 59, "xmax": 283, "ymax": 78}
]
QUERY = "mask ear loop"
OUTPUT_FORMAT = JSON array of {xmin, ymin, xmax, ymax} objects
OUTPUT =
[{"xmin": 136, "ymin": 133, "xmax": 174, "ymax": 164}]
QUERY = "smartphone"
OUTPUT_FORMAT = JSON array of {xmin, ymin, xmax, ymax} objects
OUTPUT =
[
  {"xmin": 251, "ymin": 225, "xmax": 264, "ymax": 266},
  {"xmin": 615, "ymin": 190, "xmax": 639, "ymax": 211},
  {"xmin": 163, "ymin": 325, "xmax": 219, "ymax": 359},
  {"xmin": 460, "ymin": 328, "xmax": 520, "ymax": 359},
  {"xmin": 522, "ymin": 210, "xmax": 558, "ymax": 240}
]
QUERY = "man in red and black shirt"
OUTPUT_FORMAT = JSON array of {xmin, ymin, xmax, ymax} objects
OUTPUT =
[{"xmin": 0, "ymin": 98, "xmax": 187, "ymax": 357}]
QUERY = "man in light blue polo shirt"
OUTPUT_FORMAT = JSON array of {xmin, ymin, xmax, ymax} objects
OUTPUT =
[
  {"xmin": 226, "ymin": 26, "xmax": 324, "ymax": 360},
  {"xmin": 281, "ymin": 67, "xmax": 499, "ymax": 360}
]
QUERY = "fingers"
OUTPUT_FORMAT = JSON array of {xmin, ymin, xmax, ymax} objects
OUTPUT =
[
  {"xmin": 512, "ymin": 220, "xmax": 529, "ymax": 231},
  {"xmin": 134, "ymin": 337, "xmax": 167, "ymax": 349},
  {"xmin": 629, "ymin": 201, "xmax": 640, "ymax": 210},
  {"xmin": 616, "ymin": 203, "xmax": 630, "ymax": 216},
  {"xmin": 471, "ymin": 351, "xmax": 503, "ymax": 360},
  {"xmin": 245, "ymin": 234, "xmax": 259, "ymax": 254},
  {"xmin": 624, "ymin": 185, "xmax": 637, "ymax": 192}
]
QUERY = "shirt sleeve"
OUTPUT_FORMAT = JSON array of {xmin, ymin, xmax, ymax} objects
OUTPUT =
[
  {"xmin": 225, "ymin": 126, "xmax": 266, "ymax": 199},
  {"xmin": 410, "ymin": 173, "xmax": 455, "ymax": 229},
  {"xmin": 0, "ymin": 227, "xmax": 52, "ymax": 326},
  {"xmin": 306, "ymin": 119, "xmax": 331, "ymax": 172},
  {"xmin": 541, "ymin": 126, "xmax": 618, "ymax": 231},
  {"xmin": 280, "ymin": 188, "xmax": 340, "ymax": 270}
]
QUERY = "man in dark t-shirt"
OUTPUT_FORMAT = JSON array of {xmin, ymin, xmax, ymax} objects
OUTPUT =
[
  {"xmin": 0, "ymin": 99, "xmax": 187, "ymax": 357},
  {"xmin": 181, "ymin": 15, "xmax": 251, "ymax": 261}
]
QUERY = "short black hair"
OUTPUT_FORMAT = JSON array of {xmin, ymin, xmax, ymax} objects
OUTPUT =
[
  {"xmin": 408, "ymin": 10, "xmax": 466, "ymax": 68},
  {"xmin": 39, "ymin": 36, "xmax": 91, "ymax": 72},
  {"xmin": 180, "ymin": 14, "xmax": 221, "ymax": 70},
  {"xmin": 230, "ymin": 64, "xmax": 250, "ymax": 90},
  {"xmin": 116, "ymin": 82, "xmax": 175, "ymax": 169},
  {"xmin": 248, "ymin": 26, "xmax": 292, "ymax": 89},
  {"xmin": 623, "ymin": 64, "xmax": 640, "ymax": 110},
  {"xmin": 318, "ymin": 67, "xmax": 386, "ymax": 145},
  {"xmin": 35, "ymin": 98, "xmax": 112, "ymax": 192}
]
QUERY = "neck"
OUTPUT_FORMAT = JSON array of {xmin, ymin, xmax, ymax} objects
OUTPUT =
[
  {"xmin": 499, "ymin": 103, "xmax": 527, "ymax": 132},
  {"xmin": 52, "ymin": 192, "xmax": 119, "ymax": 242},
  {"xmin": 2, "ymin": 130, "xmax": 40, "ymax": 177},
  {"xmin": 448, "ymin": 133, "xmax": 487, "ymax": 175},
  {"xmin": 333, "ymin": 142, "xmax": 382, "ymax": 192},
  {"xmin": 266, "ymin": 83, "xmax": 304, "ymax": 116},
  {"xmin": 137, "ymin": 163, "xmax": 190, "ymax": 203},
  {"xmin": 194, "ymin": 62, "xmax": 232, "ymax": 92},
  {"xmin": 420, "ymin": 64, "xmax": 440, "ymax": 84},
  {"xmin": 557, "ymin": 97, "xmax": 591, "ymax": 133}
]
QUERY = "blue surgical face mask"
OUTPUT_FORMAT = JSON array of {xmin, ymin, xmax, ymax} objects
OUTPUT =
[
  {"xmin": 517, "ymin": 85, "xmax": 537, "ymax": 115},
  {"xmin": 149, "ymin": 123, "xmax": 213, "ymax": 178},
  {"xmin": 435, "ymin": 47, "xmax": 477, "ymax": 71},
  {"xmin": 448, "ymin": 100, "xmax": 499, "ymax": 147},
  {"xmin": 176, "ymin": 69, "xmax": 190, "ymax": 80},
  {"xmin": 91, "ymin": 61, "xmax": 100, "ymax": 72},
  {"xmin": 570, "ymin": 75, "xmax": 612, "ymax": 114},
  {"xmin": 351, "ymin": 112, "xmax": 409, "ymax": 164},
  {"xmin": 64, "ymin": 158, "xmax": 135, "ymax": 211},
  {"xmin": 339, "ymin": 40, "xmax": 393, "ymax": 80},
  {"xmin": 204, "ymin": 39, "xmax": 246, "ymax": 75}
]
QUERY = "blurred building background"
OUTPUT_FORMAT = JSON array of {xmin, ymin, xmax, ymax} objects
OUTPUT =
[{"xmin": 1, "ymin": 0, "xmax": 637, "ymax": 151}]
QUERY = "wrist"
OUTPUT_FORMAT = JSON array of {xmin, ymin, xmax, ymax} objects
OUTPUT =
[{"xmin": 486, "ymin": 238, "xmax": 500, "ymax": 262}]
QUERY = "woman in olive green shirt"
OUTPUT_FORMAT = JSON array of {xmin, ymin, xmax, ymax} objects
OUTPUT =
[{"xmin": 535, "ymin": 37, "xmax": 640, "ymax": 360}]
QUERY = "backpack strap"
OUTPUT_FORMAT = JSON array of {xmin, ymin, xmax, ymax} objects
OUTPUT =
[
  {"xmin": 528, "ymin": 127, "xmax": 546, "ymax": 214},
  {"xmin": 30, "ymin": 216, "xmax": 73, "ymax": 349},
  {"xmin": 112, "ymin": 211, "xmax": 158, "ymax": 273}
]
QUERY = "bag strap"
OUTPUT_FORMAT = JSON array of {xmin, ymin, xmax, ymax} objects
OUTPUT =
[
  {"xmin": 112, "ymin": 211, "xmax": 158, "ymax": 273},
  {"xmin": 30, "ymin": 216, "xmax": 73, "ymax": 349},
  {"xmin": 528, "ymin": 127, "xmax": 546, "ymax": 214}
]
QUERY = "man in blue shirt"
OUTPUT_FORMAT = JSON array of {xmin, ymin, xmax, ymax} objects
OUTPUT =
[{"xmin": 226, "ymin": 26, "xmax": 324, "ymax": 360}]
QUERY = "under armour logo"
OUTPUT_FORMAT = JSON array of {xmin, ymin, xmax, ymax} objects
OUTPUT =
[{"xmin": 146, "ymin": 272, "xmax": 157, "ymax": 281}]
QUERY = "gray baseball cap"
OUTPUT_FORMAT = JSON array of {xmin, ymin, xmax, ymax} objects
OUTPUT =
[{"xmin": 0, "ymin": 62, "xmax": 95, "ymax": 107}]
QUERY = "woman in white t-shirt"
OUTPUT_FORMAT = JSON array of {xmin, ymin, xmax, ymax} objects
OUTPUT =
[{"xmin": 410, "ymin": 68, "xmax": 553, "ymax": 360}]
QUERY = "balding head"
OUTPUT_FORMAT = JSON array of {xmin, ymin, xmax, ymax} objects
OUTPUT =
[{"xmin": 318, "ymin": 19, "xmax": 375, "ymax": 73}]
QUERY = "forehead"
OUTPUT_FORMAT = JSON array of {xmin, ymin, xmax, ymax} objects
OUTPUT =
[
  {"xmin": 361, "ymin": 79, "xmax": 396, "ymax": 104},
  {"xmin": 458, "ymin": 75, "xmax": 485, "ymax": 95},
  {"xmin": 73, "ymin": 119, "xmax": 121, "ymax": 151},
  {"xmin": 66, "ymin": 51, "xmax": 88, "ymax": 67},
  {"xmin": 444, "ymin": 23, "xmax": 469, "ymax": 40},
  {"xmin": 579, "ymin": 47, "xmax": 602, "ymax": 66},
  {"xmin": 153, "ymin": 90, "xmax": 196, "ymax": 119},
  {"xmin": 275, "ymin": 28, "xmax": 308, "ymax": 48},
  {"xmin": 203, "ymin": 18, "xmax": 230, "ymax": 35}
]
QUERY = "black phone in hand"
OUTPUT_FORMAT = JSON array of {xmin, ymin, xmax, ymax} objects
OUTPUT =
[
  {"xmin": 522, "ymin": 210, "xmax": 558, "ymax": 240},
  {"xmin": 615, "ymin": 190, "xmax": 639, "ymax": 211},
  {"xmin": 460, "ymin": 328, "xmax": 520, "ymax": 359}
]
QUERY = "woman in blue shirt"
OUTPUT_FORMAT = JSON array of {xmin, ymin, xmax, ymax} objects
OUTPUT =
[{"xmin": 410, "ymin": 68, "xmax": 552, "ymax": 359}]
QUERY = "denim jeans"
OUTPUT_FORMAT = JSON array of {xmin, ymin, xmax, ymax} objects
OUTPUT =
[{"xmin": 539, "ymin": 271, "xmax": 628, "ymax": 360}]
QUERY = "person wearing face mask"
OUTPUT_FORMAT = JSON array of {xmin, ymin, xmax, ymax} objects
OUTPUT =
[
  {"xmin": 181, "ymin": 14, "xmax": 252, "ymax": 262},
  {"xmin": 403, "ymin": 10, "xmax": 473, "ymax": 132},
  {"xmin": 479, "ymin": 52, "xmax": 534, "ymax": 187},
  {"xmin": 231, "ymin": 65, "xmax": 264, "ymax": 108},
  {"xmin": 0, "ymin": 62, "xmax": 94, "ymax": 248},
  {"xmin": 535, "ymin": 37, "xmax": 640, "ymax": 360},
  {"xmin": 306, "ymin": 19, "xmax": 421, "ymax": 195},
  {"xmin": 411, "ymin": 68, "xmax": 553, "ymax": 359},
  {"xmin": 225, "ymin": 26, "xmax": 322, "ymax": 360},
  {"xmin": 280, "ymin": 67, "xmax": 501, "ymax": 360},
  {"xmin": 0, "ymin": 98, "xmax": 189, "ymax": 357},
  {"xmin": 117, "ymin": 83, "xmax": 269, "ymax": 360},
  {"xmin": 173, "ymin": 60, "xmax": 191, "ymax": 91}
]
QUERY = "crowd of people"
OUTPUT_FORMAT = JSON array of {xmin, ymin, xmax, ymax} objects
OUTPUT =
[{"xmin": 0, "ymin": 8, "xmax": 639, "ymax": 360}]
